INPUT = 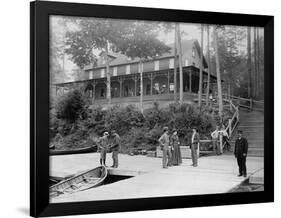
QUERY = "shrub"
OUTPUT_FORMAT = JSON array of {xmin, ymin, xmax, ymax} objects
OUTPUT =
[
  {"xmin": 51, "ymin": 100, "xmax": 234, "ymax": 152},
  {"xmin": 56, "ymin": 90, "xmax": 87, "ymax": 123}
]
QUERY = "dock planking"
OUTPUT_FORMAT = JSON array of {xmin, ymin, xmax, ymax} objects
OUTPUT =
[{"xmin": 50, "ymin": 153, "xmax": 263, "ymax": 203}]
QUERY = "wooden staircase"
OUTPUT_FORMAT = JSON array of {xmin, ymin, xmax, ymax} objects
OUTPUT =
[{"xmin": 229, "ymin": 109, "xmax": 264, "ymax": 157}]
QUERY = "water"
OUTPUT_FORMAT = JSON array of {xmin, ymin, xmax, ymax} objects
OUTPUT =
[
  {"xmin": 49, "ymin": 174, "xmax": 133, "ymax": 188},
  {"xmin": 102, "ymin": 175, "xmax": 133, "ymax": 185}
]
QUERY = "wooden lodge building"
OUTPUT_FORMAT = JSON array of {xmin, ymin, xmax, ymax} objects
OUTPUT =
[{"xmin": 53, "ymin": 39, "xmax": 219, "ymax": 105}]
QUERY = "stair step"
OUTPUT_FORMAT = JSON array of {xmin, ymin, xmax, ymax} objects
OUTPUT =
[{"xmin": 231, "ymin": 109, "xmax": 264, "ymax": 157}]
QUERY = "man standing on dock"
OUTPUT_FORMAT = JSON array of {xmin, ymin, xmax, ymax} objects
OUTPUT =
[
  {"xmin": 211, "ymin": 125, "xmax": 220, "ymax": 155},
  {"xmin": 191, "ymin": 127, "xmax": 200, "ymax": 167},
  {"xmin": 98, "ymin": 131, "xmax": 109, "ymax": 167},
  {"xmin": 234, "ymin": 130, "xmax": 248, "ymax": 177},
  {"xmin": 158, "ymin": 127, "xmax": 171, "ymax": 169},
  {"xmin": 110, "ymin": 130, "xmax": 121, "ymax": 168}
]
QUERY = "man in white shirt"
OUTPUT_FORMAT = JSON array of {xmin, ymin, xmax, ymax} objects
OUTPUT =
[
  {"xmin": 211, "ymin": 125, "xmax": 220, "ymax": 155},
  {"xmin": 220, "ymin": 125, "xmax": 230, "ymax": 151}
]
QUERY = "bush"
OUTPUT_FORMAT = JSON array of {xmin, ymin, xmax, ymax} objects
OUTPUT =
[
  {"xmin": 50, "ymin": 100, "xmax": 234, "ymax": 152},
  {"xmin": 56, "ymin": 90, "xmax": 87, "ymax": 123}
]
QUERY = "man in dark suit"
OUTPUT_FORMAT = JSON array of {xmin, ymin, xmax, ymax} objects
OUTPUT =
[
  {"xmin": 234, "ymin": 130, "xmax": 248, "ymax": 177},
  {"xmin": 98, "ymin": 131, "xmax": 109, "ymax": 166},
  {"xmin": 191, "ymin": 128, "xmax": 200, "ymax": 167},
  {"xmin": 110, "ymin": 130, "xmax": 121, "ymax": 168}
]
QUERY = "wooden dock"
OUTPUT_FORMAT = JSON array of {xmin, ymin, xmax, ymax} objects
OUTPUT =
[
  {"xmin": 249, "ymin": 168, "xmax": 264, "ymax": 184},
  {"xmin": 50, "ymin": 153, "xmax": 263, "ymax": 203}
]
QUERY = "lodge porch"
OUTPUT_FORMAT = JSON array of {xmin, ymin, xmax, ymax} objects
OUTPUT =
[{"xmin": 54, "ymin": 66, "xmax": 218, "ymax": 106}]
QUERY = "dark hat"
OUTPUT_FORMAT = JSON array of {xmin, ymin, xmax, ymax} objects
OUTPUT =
[
  {"xmin": 163, "ymin": 126, "xmax": 169, "ymax": 131},
  {"xmin": 237, "ymin": 130, "xmax": 243, "ymax": 134}
]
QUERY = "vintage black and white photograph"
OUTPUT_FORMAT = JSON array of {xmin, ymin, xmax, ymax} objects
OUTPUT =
[{"xmin": 49, "ymin": 15, "xmax": 265, "ymax": 203}]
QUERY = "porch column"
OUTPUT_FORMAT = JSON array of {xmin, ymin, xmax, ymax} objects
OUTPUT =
[
  {"xmin": 150, "ymin": 73, "xmax": 153, "ymax": 95},
  {"xmin": 134, "ymin": 76, "xmax": 137, "ymax": 96},
  {"xmin": 119, "ymin": 78, "xmax": 123, "ymax": 97},
  {"xmin": 92, "ymin": 82, "xmax": 96, "ymax": 102},
  {"xmin": 189, "ymin": 70, "xmax": 192, "ymax": 93},
  {"xmin": 167, "ymin": 71, "xmax": 170, "ymax": 94}
]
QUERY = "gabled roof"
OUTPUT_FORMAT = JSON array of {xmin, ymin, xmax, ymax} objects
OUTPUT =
[{"xmin": 84, "ymin": 39, "xmax": 208, "ymax": 70}]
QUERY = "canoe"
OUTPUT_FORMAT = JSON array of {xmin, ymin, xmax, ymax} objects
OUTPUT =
[
  {"xmin": 49, "ymin": 146, "xmax": 97, "ymax": 156},
  {"xmin": 49, "ymin": 166, "xmax": 107, "ymax": 198}
]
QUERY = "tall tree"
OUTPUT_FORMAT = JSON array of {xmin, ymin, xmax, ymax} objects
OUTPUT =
[
  {"xmin": 65, "ymin": 19, "xmax": 135, "ymax": 105},
  {"xmin": 256, "ymin": 28, "xmax": 260, "ymax": 98},
  {"xmin": 104, "ymin": 41, "xmax": 111, "ymax": 104},
  {"xmin": 247, "ymin": 27, "xmax": 252, "ymax": 98},
  {"xmin": 113, "ymin": 22, "xmax": 170, "ymax": 113},
  {"xmin": 174, "ymin": 25, "xmax": 178, "ymax": 102},
  {"xmin": 206, "ymin": 25, "xmax": 211, "ymax": 105},
  {"xmin": 50, "ymin": 16, "xmax": 71, "ymax": 84},
  {"xmin": 213, "ymin": 26, "xmax": 223, "ymax": 118},
  {"xmin": 198, "ymin": 24, "xmax": 204, "ymax": 108},
  {"xmin": 210, "ymin": 26, "xmax": 246, "ymax": 96},
  {"xmin": 253, "ymin": 27, "xmax": 258, "ymax": 97},
  {"xmin": 176, "ymin": 24, "xmax": 184, "ymax": 104}
]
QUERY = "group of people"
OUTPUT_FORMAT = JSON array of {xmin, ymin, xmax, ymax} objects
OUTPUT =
[
  {"xmin": 96, "ymin": 130, "xmax": 120, "ymax": 168},
  {"xmin": 211, "ymin": 124, "xmax": 231, "ymax": 155},
  {"xmin": 96, "ymin": 126, "xmax": 248, "ymax": 178},
  {"xmin": 158, "ymin": 125, "xmax": 248, "ymax": 177},
  {"xmin": 158, "ymin": 127, "xmax": 200, "ymax": 168}
]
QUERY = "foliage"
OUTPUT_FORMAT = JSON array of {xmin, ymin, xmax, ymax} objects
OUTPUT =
[
  {"xmin": 64, "ymin": 18, "xmax": 135, "ymax": 69},
  {"xmin": 55, "ymin": 89, "xmax": 87, "ymax": 123},
  {"xmin": 112, "ymin": 22, "xmax": 170, "ymax": 59},
  {"xmin": 50, "ymin": 96, "xmax": 234, "ymax": 153}
]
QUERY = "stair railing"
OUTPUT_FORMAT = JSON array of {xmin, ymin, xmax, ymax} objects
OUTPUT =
[
  {"xmin": 222, "ymin": 94, "xmax": 264, "ymax": 112},
  {"xmin": 221, "ymin": 99, "xmax": 239, "ymax": 151}
]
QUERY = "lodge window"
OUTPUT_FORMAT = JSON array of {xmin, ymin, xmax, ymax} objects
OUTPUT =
[
  {"xmin": 101, "ymin": 56, "xmax": 106, "ymax": 64},
  {"xmin": 101, "ymin": 69, "xmax": 105, "ymax": 78},
  {"xmin": 89, "ymin": 71, "xmax": 93, "ymax": 79},
  {"xmin": 126, "ymin": 65, "xmax": 130, "ymax": 74},
  {"xmin": 113, "ymin": 67, "xmax": 117, "ymax": 76},
  {"xmin": 138, "ymin": 63, "xmax": 143, "ymax": 73},
  {"xmin": 169, "ymin": 58, "xmax": 174, "ymax": 69}
]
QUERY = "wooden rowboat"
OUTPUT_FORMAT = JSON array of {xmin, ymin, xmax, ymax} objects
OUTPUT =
[
  {"xmin": 49, "ymin": 166, "xmax": 107, "ymax": 198},
  {"xmin": 49, "ymin": 146, "xmax": 97, "ymax": 156}
]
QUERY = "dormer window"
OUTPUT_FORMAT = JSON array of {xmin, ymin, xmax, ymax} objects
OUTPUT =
[
  {"xmin": 89, "ymin": 71, "xmax": 93, "ymax": 79},
  {"xmin": 101, "ymin": 57, "xmax": 106, "ymax": 65},
  {"xmin": 192, "ymin": 47, "xmax": 196, "ymax": 58}
]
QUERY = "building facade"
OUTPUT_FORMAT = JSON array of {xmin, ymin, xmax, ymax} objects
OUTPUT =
[{"xmin": 53, "ymin": 39, "xmax": 218, "ymax": 104}]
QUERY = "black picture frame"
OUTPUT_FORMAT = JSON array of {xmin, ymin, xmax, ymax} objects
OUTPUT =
[{"xmin": 30, "ymin": 1, "xmax": 274, "ymax": 217}]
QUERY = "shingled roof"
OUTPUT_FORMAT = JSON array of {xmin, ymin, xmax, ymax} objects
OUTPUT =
[{"xmin": 84, "ymin": 39, "xmax": 208, "ymax": 70}]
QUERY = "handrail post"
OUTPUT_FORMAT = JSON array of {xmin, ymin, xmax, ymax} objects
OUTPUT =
[
  {"xmin": 237, "ymin": 106, "xmax": 239, "ymax": 122},
  {"xmin": 238, "ymin": 96, "xmax": 240, "ymax": 107},
  {"xmin": 219, "ymin": 134, "xmax": 223, "ymax": 154},
  {"xmin": 250, "ymin": 98, "xmax": 253, "ymax": 111},
  {"xmin": 228, "ymin": 119, "xmax": 232, "ymax": 137}
]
